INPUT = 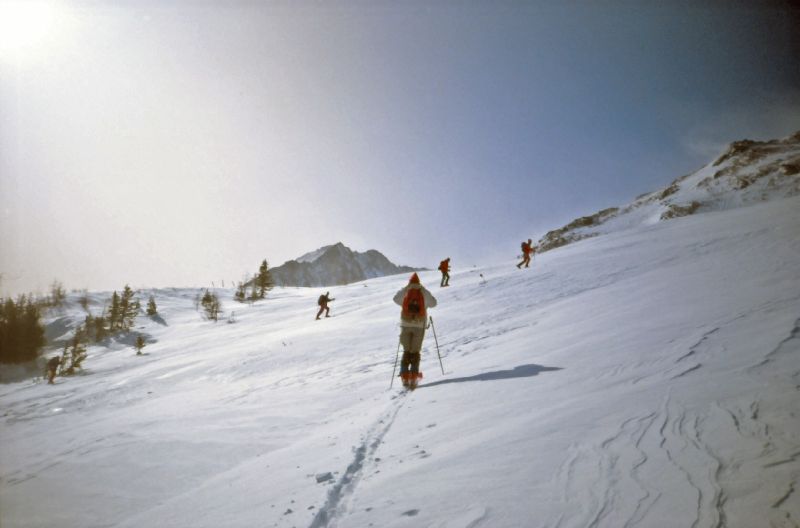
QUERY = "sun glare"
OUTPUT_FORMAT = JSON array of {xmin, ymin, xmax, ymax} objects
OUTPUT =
[{"xmin": 0, "ymin": 1, "xmax": 60, "ymax": 57}]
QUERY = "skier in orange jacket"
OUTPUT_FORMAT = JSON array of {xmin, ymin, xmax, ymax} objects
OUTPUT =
[
  {"xmin": 517, "ymin": 239, "xmax": 535, "ymax": 268},
  {"xmin": 438, "ymin": 258, "xmax": 450, "ymax": 287}
]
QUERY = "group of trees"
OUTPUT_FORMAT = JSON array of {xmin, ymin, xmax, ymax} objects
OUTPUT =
[
  {"xmin": 2, "ymin": 257, "xmax": 277, "ymax": 377},
  {"xmin": 234, "ymin": 260, "xmax": 274, "ymax": 303},
  {"xmin": 0, "ymin": 295, "xmax": 46, "ymax": 364},
  {"xmin": 83, "ymin": 285, "xmax": 145, "ymax": 342}
]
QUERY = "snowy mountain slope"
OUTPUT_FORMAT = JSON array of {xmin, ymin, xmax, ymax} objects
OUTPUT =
[
  {"xmin": 538, "ymin": 131, "xmax": 800, "ymax": 252},
  {"xmin": 1, "ymin": 197, "xmax": 799, "ymax": 528},
  {"xmin": 270, "ymin": 242, "xmax": 419, "ymax": 287}
]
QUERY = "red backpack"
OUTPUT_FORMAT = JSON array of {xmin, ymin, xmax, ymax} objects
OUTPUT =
[
  {"xmin": 439, "ymin": 260, "xmax": 448, "ymax": 272},
  {"xmin": 402, "ymin": 287, "xmax": 426, "ymax": 320}
]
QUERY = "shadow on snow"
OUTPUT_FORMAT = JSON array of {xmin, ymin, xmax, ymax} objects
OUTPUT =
[{"xmin": 421, "ymin": 363, "xmax": 562, "ymax": 388}]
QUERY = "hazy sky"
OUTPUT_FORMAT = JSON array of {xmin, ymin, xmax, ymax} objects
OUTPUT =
[{"xmin": 1, "ymin": 0, "xmax": 799, "ymax": 296}]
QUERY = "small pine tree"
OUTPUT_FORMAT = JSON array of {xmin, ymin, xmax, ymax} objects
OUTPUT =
[
  {"xmin": 78, "ymin": 291, "xmax": 90, "ymax": 313},
  {"xmin": 135, "ymin": 335, "xmax": 146, "ymax": 355},
  {"xmin": 201, "ymin": 290, "xmax": 222, "ymax": 322},
  {"xmin": 65, "ymin": 326, "xmax": 88, "ymax": 374},
  {"xmin": 50, "ymin": 280, "xmax": 66, "ymax": 307},
  {"xmin": 109, "ymin": 291, "xmax": 121, "ymax": 331},
  {"xmin": 255, "ymin": 260, "xmax": 274, "ymax": 299},
  {"xmin": 57, "ymin": 342, "xmax": 70, "ymax": 376},
  {"xmin": 234, "ymin": 279, "xmax": 247, "ymax": 303},
  {"xmin": 146, "ymin": 296, "xmax": 158, "ymax": 316},
  {"xmin": 119, "ymin": 285, "xmax": 140, "ymax": 331}
]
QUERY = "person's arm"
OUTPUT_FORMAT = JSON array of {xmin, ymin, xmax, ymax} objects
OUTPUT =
[
  {"xmin": 422, "ymin": 287, "xmax": 438, "ymax": 308},
  {"xmin": 393, "ymin": 287, "xmax": 407, "ymax": 306}
]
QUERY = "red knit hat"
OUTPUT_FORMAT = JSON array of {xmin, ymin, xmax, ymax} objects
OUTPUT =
[{"xmin": 409, "ymin": 273, "xmax": 420, "ymax": 284}]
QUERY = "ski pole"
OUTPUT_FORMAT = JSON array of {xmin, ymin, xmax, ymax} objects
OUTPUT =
[
  {"xmin": 390, "ymin": 340, "xmax": 401, "ymax": 388},
  {"xmin": 429, "ymin": 316, "xmax": 445, "ymax": 375}
]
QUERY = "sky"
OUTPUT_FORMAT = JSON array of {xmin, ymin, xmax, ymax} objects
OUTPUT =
[{"xmin": 1, "ymin": 0, "xmax": 799, "ymax": 296}]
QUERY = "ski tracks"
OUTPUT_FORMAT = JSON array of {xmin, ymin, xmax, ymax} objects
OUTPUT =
[{"xmin": 309, "ymin": 393, "xmax": 407, "ymax": 528}]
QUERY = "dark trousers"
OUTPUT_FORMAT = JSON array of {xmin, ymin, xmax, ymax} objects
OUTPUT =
[
  {"xmin": 440, "ymin": 272, "xmax": 449, "ymax": 286},
  {"xmin": 316, "ymin": 305, "xmax": 329, "ymax": 319},
  {"xmin": 399, "ymin": 326, "xmax": 425, "ymax": 377},
  {"xmin": 517, "ymin": 254, "xmax": 531, "ymax": 268}
]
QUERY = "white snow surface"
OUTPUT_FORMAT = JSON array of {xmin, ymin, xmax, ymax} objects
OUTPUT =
[{"xmin": 2, "ymin": 197, "xmax": 800, "ymax": 528}]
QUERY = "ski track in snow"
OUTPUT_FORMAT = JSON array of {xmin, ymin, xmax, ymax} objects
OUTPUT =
[{"xmin": 309, "ymin": 393, "xmax": 408, "ymax": 528}]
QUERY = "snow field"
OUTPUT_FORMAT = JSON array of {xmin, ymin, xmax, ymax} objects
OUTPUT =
[{"xmin": 1, "ymin": 196, "xmax": 799, "ymax": 527}]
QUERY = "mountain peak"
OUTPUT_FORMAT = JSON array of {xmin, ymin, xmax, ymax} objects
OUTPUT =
[{"xmin": 272, "ymin": 243, "xmax": 419, "ymax": 287}]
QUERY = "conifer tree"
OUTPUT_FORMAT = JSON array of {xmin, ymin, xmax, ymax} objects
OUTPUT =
[
  {"xmin": 65, "ymin": 326, "xmax": 88, "ymax": 374},
  {"xmin": 50, "ymin": 280, "xmax": 66, "ymax": 307},
  {"xmin": 255, "ymin": 260, "xmax": 274, "ymax": 299},
  {"xmin": 55, "ymin": 326, "xmax": 87, "ymax": 377},
  {"xmin": 109, "ymin": 291, "xmax": 121, "ymax": 331},
  {"xmin": 146, "ymin": 296, "xmax": 158, "ymax": 316},
  {"xmin": 78, "ymin": 292, "xmax": 90, "ymax": 313},
  {"xmin": 57, "ymin": 342, "xmax": 70, "ymax": 376},
  {"xmin": 119, "ymin": 285, "xmax": 140, "ymax": 331},
  {"xmin": 135, "ymin": 335, "xmax": 146, "ymax": 355},
  {"xmin": 201, "ymin": 290, "xmax": 222, "ymax": 322},
  {"xmin": 234, "ymin": 281, "xmax": 247, "ymax": 303}
]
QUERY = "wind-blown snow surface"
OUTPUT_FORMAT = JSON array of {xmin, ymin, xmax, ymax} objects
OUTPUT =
[{"xmin": 2, "ymin": 197, "xmax": 799, "ymax": 528}]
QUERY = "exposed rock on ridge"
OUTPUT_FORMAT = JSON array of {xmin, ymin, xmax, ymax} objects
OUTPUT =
[{"xmin": 537, "ymin": 130, "xmax": 800, "ymax": 252}]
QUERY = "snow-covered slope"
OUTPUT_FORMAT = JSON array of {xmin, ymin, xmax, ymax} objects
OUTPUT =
[
  {"xmin": 1, "ymin": 197, "xmax": 799, "ymax": 528},
  {"xmin": 538, "ymin": 131, "xmax": 800, "ymax": 251},
  {"xmin": 270, "ymin": 242, "xmax": 419, "ymax": 287}
]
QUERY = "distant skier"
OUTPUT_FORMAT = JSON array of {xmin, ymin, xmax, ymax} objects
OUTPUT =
[
  {"xmin": 45, "ymin": 356, "xmax": 60, "ymax": 384},
  {"xmin": 393, "ymin": 273, "xmax": 437, "ymax": 389},
  {"xmin": 316, "ymin": 291, "xmax": 335, "ymax": 320},
  {"xmin": 517, "ymin": 239, "xmax": 535, "ymax": 269},
  {"xmin": 438, "ymin": 257, "xmax": 451, "ymax": 287}
]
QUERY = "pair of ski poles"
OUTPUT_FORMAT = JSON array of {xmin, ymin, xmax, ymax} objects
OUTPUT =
[{"xmin": 390, "ymin": 316, "xmax": 444, "ymax": 388}]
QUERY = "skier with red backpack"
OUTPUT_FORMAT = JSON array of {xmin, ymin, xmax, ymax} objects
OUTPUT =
[
  {"xmin": 438, "ymin": 257, "xmax": 450, "ymax": 287},
  {"xmin": 393, "ymin": 273, "xmax": 437, "ymax": 389},
  {"xmin": 517, "ymin": 239, "xmax": 536, "ymax": 269}
]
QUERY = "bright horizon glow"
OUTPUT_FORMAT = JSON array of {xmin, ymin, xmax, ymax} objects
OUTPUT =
[
  {"xmin": 0, "ymin": 1, "xmax": 60, "ymax": 58},
  {"xmin": 1, "ymin": 2, "xmax": 798, "ymax": 297}
]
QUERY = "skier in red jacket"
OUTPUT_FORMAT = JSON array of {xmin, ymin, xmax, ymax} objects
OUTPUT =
[{"xmin": 393, "ymin": 273, "xmax": 438, "ymax": 389}]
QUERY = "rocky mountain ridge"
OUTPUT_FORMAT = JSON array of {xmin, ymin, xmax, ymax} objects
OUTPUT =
[{"xmin": 537, "ymin": 130, "xmax": 800, "ymax": 252}]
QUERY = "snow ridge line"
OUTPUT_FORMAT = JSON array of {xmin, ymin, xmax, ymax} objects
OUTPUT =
[{"xmin": 309, "ymin": 396, "xmax": 406, "ymax": 528}]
